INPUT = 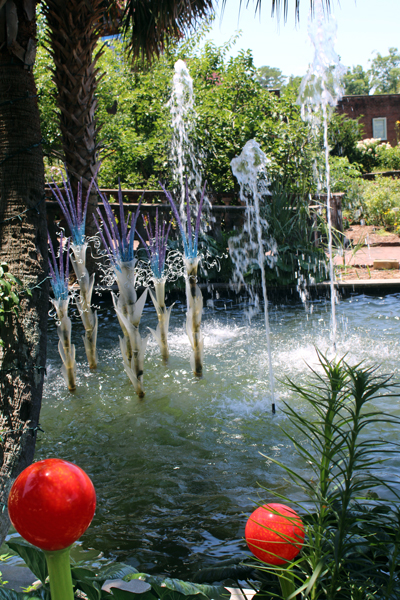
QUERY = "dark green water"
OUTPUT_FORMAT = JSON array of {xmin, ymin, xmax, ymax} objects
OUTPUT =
[{"xmin": 35, "ymin": 292, "xmax": 400, "ymax": 578}]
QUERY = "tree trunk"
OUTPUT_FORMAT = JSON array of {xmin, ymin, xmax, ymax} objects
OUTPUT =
[
  {"xmin": 44, "ymin": 0, "xmax": 104, "ymax": 246},
  {"xmin": 0, "ymin": 0, "xmax": 48, "ymax": 546}
]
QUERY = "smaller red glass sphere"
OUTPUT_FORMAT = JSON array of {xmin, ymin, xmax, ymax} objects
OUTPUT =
[
  {"xmin": 8, "ymin": 458, "xmax": 96, "ymax": 551},
  {"xmin": 245, "ymin": 503, "xmax": 305, "ymax": 566}
]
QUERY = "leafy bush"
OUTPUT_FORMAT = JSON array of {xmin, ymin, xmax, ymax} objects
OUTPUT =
[
  {"xmin": 230, "ymin": 180, "xmax": 328, "ymax": 288},
  {"xmin": 269, "ymin": 353, "xmax": 400, "ymax": 599},
  {"xmin": 328, "ymin": 113, "xmax": 364, "ymax": 165},
  {"xmin": 354, "ymin": 138, "xmax": 400, "ymax": 174},
  {"xmin": 3, "ymin": 538, "xmax": 227, "ymax": 600},
  {"xmin": 355, "ymin": 138, "xmax": 382, "ymax": 173},
  {"xmin": 358, "ymin": 176, "xmax": 400, "ymax": 231},
  {"xmin": 36, "ymin": 30, "xmax": 316, "ymax": 196},
  {"xmin": 375, "ymin": 142, "xmax": 400, "ymax": 171},
  {"xmin": 329, "ymin": 156, "xmax": 362, "ymax": 194}
]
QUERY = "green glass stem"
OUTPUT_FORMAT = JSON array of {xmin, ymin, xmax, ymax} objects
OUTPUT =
[
  {"xmin": 277, "ymin": 568, "xmax": 296, "ymax": 600},
  {"xmin": 44, "ymin": 547, "xmax": 74, "ymax": 600}
]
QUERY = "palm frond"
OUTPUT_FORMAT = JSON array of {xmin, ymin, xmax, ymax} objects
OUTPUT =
[
  {"xmin": 122, "ymin": 0, "xmax": 214, "ymax": 61},
  {"xmin": 221, "ymin": 0, "xmax": 331, "ymax": 23}
]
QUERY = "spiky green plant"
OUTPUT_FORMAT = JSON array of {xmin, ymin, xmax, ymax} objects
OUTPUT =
[
  {"xmin": 192, "ymin": 353, "xmax": 400, "ymax": 600},
  {"xmin": 252, "ymin": 352, "xmax": 400, "ymax": 599}
]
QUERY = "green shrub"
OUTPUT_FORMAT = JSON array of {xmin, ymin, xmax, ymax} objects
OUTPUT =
[
  {"xmin": 329, "ymin": 156, "xmax": 362, "ymax": 193},
  {"xmin": 360, "ymin": 176, "xmax": 400, "ymax": 231},
  {"xmin": 353, "ymin": 138, "xmax": 400, "ymax": 174},
  {"xmin": 253, "ymin": 353, "xmax": 400, "ymax": 599},
  {"xmin": 328, "ymin": 113, "xmax": 364, "ymax": 164},
  {"xmin": 355, "ymin": 138, "xmax": 382, "ymax": 173},
  {"xmin": 375, "ymin": 142, "xmax": 400, "ymax": 171}
]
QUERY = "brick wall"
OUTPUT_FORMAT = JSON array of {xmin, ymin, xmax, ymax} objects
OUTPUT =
[{"xmin": 336, "ymin": 94, "xmax": 400, "ymax": 146}]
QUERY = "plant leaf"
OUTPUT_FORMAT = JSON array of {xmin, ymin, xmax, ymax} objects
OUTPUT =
[
  {"xmin": 95, "ymin": 563, "xmax": 138, "ymax": 584},
  {"xmin": 0, "ymin": 590, "xmax": 43, "ymax": 600},
  {"xmin": 7, "ymin": 540, "xmax": 48, "ymax": 585},
  {"xmin": 144, "ymin": 576, "xmax": 227, "ymax": 600}
]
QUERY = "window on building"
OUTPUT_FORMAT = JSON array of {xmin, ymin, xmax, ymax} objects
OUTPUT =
[{"xmin": 372, "ymin": 117, "xmax": 387, "ymax": 140}]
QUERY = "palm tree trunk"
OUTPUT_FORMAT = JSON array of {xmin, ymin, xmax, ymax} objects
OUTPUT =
[
  {"xmin": 0, "ymin": 0, "xmax": 48, "ymax": 546},
  {"xmin": 44, "ymin": 0, "xmax": 104, "ymax": 244}
]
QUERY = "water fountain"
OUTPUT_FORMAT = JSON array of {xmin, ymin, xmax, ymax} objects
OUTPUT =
[
  {"xmin": 38, "ymin": 293, "xmax": 400, "ymax": 577},
  {"xmin": 297, "ymin": 0, "xmax": 346, "ymax": 349},
  {"xmin": 169, "ymin": 59, "xmax": 206, "ymax": 218},
  {"xmin": 230, "ymin": 140, "xmax": 278, "ymax": 409}
]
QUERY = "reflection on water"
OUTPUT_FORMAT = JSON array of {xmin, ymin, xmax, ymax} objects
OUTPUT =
[{"xmin": 38, "ymin": 291, "xmax": 400, "ymax": 577}]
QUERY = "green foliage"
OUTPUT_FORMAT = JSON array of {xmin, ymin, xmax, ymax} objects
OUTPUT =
[
  {"xmin": 33, "ymin": 5, "xmax": 62, "ymax": 168},
  {"xmin": 188, "ymin": 354, "xmax": 400, "ymax": 599},
  {"xmin": 282, "ymin": 75, "xmax": 303, "ymax": 97},
  {"xmin": 187, "ymin": 43, "xmax": 314, "ymax": 195},
  {"xmin": 343, "ymin": 48, "xmax": 400, "ymax": 96},
  {"xmin": 356, "ymin": 176, "xmax": 400, "ymax": 231},
  {"xmin": 125, "ymin": 573, "xmax": 226, "ymax": 600},
  {"xmin": 256, "ymin": 66, "xmax": 286, "ymax": 90},
  {"xmin": 270, "ymin": 353, "xmax": 400, "ymax": 599},
  {"xmin": 370, "ymin": 47, "xmax": 400, "ymax": 94},
  {"xmin": 0, "ymin": 263, "xmax": 30, "ymax": 346},
  {"xmin": 5, "ymin": 539, "xmax": 226, "ymax": 600},
  {"xmin": 353, "ymin": 138, "xmax": 400, "ymax": 175},
  {"xmin": 262, "ymin": 181, "xmax": 327, "ymax": 287},
  {"xmin": 96, "ymin": 39, "xmax": 173, "ymax": 189},
  {"xmin": 37, "ymin": 29, "xmax": 315, "ymax": 195},
  {"xmin": 6, "ymin": 542, "xmax": 47, "ymax": 586},
  {"xmin": 329, "ymin": 156, "xmax": 362, "ymax": 194},
  {"xmin": 328, "ymin": 113, "xmax": 364, "ymax": 164},
  {"xmin": 343, "ymin": 65, "xmax": 371, "ymax": 96},
  {"xmin": 354, "ymin": 138, "xmax": 382, "ymax": 174},
  {"xmin": 375, "ymin": 142, "xmax": 400, "ymax": 171}
]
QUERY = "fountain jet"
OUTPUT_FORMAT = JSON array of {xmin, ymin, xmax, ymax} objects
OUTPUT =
[
  {"xmin": 298, "ymin": 0, "xmax": 345, "ymax": 349},
  {"xmin": 230, "ymin": 140, "xmax": 278, "ymax": 407}
]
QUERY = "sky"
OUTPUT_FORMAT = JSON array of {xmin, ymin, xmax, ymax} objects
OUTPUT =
[{"xmin": 201, "ymin": 0, "xmax": 400, "ymax": 78}]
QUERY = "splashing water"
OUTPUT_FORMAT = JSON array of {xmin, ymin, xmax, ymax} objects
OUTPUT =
[
  {"xmin": 169, "ymin": 60, "xmax": 210, "ymax": 223},
  {"xmin": 230, "ymin": 140, "xmax": 278, "ymax": 408},
  {"xmin": 298, "ymin": 0, "xmax": 345, "ymax": 349}
]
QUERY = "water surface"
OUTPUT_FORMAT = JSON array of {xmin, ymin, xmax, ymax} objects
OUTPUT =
[{"xmin": 37, "ymin": 291, "xmax": 400, "ymax": 577}]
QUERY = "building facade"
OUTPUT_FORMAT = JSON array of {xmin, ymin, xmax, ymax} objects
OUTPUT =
[{"xmin": 336, "ymin": 94, "xmax": 400, "ymax": 146}]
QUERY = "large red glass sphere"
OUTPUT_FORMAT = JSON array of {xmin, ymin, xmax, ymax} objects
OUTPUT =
[
  {"xmin": 245, "ymin": 503, "xmax": 305, "ymax": 566},
  {"xmin": 8, "ymin": 458, "xmax": 96, "ymax": 551}
]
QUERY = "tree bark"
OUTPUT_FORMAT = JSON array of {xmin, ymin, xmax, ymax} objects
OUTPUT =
[
  {"xmin": 44, "ymin": 0, "xmax": 104, "ymax": 244},
  {"xmin": 0, "ymin": 0, "xmax": 48, "ymax": 546}
]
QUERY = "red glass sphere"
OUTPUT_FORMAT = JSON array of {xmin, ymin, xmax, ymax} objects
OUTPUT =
[
  {"xmin": 8, "ymin": 458, "xmax": 96, "ymax": 551},
  {"xmin": 245, "ymin": 503, "xmax": 305, "ymax": 566}
]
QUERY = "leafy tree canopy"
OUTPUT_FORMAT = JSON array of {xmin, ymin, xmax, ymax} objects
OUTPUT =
[
  {"xmin": 256, "ymin": 65, "xmax": 286, "ymax": 89},
  {"xmin": 343, "ymin": 64, "xmax": 371, "ymax": 96},
  {"xmin": 369, "ymin": 47, "xmax": 400, "ymax": 94},
  {"xmin": 35, "ymin": 27, "xmax": 316, "ymax": 195}
]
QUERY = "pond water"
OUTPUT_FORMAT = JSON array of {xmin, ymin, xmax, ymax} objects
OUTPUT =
[{"xmin": 36, "ymin": 290, "xmax": 400, "ymax": 578}]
